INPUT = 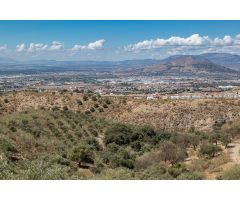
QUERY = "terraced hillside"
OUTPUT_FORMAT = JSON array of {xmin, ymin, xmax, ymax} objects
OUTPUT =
[
  {"xmin": 1, "ymin": 91, "xmax": 240, "ymax": 179},
  {"xmin": 1, "ymin": 91, "xmax": 240, "ymax": 133}
]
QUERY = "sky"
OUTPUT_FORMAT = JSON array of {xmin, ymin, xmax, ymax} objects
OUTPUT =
[{"xmin": 0, "ymin": 20, "xmax": 240, "ymax": 61}]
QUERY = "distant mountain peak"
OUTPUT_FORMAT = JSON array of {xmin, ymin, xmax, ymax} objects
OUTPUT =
[{"xmin": 142, "ymin": 54, "xmax": 236, "ymax": 74}]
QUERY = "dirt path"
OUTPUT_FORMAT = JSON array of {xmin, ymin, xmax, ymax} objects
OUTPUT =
[
  {"xmin": 185, "ymin": 139, "xmax": 240, "ymax": 180},
  {"xmin": 210, "ymin": 138, "xmax": 240, "ymax": 179},
  {"xmin": 227, "ymin": 138, "xmax": 240, "ymax": 164}
]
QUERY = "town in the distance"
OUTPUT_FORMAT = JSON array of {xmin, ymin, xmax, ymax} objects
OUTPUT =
[{"xmin": 1, "ymin": 53, "xmax": 240, "ymax": 100}]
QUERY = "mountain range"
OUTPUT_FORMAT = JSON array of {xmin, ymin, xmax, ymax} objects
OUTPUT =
[{"xmin": 0, "ymin": 53, "xmax": 240, "ymax": 75}]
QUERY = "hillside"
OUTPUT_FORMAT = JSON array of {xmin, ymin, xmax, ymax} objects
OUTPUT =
[
  {"xmin": 0, "ymin": 108, "xmax": 205, "ymax": 179},
  {"xmin": 102, "ymin": 98, "xmax": 240, "ymax": 132},
  {"xmin": 200, "ymin": 53, "xmax": 240, "ymax": 71},
  {"xmin": 1, "ymin": 91, "xmax": 240, "ymax": 133},
  {"xmin": 143, "ymin": 55, "xmax": 236, "ymax": 74},
  {"xmin": 1, "ymin": 91, "xmax": 240, "ymax": 179}
]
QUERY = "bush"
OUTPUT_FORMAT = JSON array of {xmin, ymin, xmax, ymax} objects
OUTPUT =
[
  {"xmin": 103, "ymin": 104, "xmax": 108, "ymax": 108},
  {"xmin": 105, "ymin": 98, "xmax": 111, "ymax": 105},
  {"xmin": 131, "ymin": 141, "xmax": 142, "ymax": 151},
  {"xmin": 220, "ymin": 133, "xmax": 232, "ymax": 148},
  {"xmin": 159, "ymin": 141, "xmax": 188, "ymax": 165},
  {"xmin": 0, "ymin": 138, "xmax": 18, "ymax": 159},
  {"xmin": 90, "ymin": 107, "xmax": 95, "ymax": 112},
  {"xmin": 98, "ymin": 107, "xmax": 104, "ymax": 112},
  {"xmin": 218, "ymin": 164, "xmax": 240, "ymax": 180},
  {"xmin": 171, "ymin": 134, "xmax": 190, "ymax": 148},
  {"xmin": 9, "ymin": 126, "xmax": 17, "ymax": 132},
  {"xmin": 85, "ymin": 110, "xmax": 91, "ymax": 114},
  {"xmin": 97, "ymin": 168, "xmax": 135, "ymax": 180},
  {"xmin": 77, "ymin": 100, "xmax": 83, "ymax": 106},
  {"xmin": 199, "ymin": 143, "xmax": 222, "ymax": 159},
  {"xmin": 84, "ymin": 137, "xmax": 101, "ymax": 151},
  {"xmin": 104, "ymin": 124, "xmax": 133, "ymax": 146},
  {"xmin": 94, "ymin": 103, "xmax": 99, "ymax": 108},
  {"xmin": 209, "ymin": 133, "xmax": 220, "ymax": 145},
  {"xmin": 63, "ymin": 106, "xmax": 68, "ymax": 111},
  {"xmin": 92, "ymin": 96, "xmax": 97, "ymax": 101},
  {"xmin": 135, "ymin": 151, "xmax": 162, "ymax": 170},
  {"xmin": 168, "ymin": 164, "xmax": 188, "ymax": 178},
  {"xmin": 83, "ymin": 95, "xmax": 88, "ymax": 101},
  {"xmin": 177, "ymin": 171, "xmax": 203, "ymax": 180},
  {"xmin": 137, "ymin": 164, "xmax": 170, "ymax": 180},
  {"xmin": 71, "ymin": 144, "xmax": 95, "ymax": 164},
  {"xmin": 102, "ymin": 145, "xmax": 135, "ymax": 169},
  {"xmin": 141, "ymin": 125, "xmax": 156, "ymax": 137},
  {"xmin": 188, "ymin": 134, "xmax": 200, "ymax": 150}
]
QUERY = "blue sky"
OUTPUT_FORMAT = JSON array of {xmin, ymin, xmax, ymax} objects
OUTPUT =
[{"xmin": 0, "ymin": 21, "xmax": 240, "ymax": 61}]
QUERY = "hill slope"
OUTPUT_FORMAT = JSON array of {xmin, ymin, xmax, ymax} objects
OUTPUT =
[
  {"xmin": 200, "ymin": 53, "xmax": 240, "ymax": 71},
  {"xmin": 1, "ymin": 91, "xmax": 240, "ymax": 133},
  {"xmin": 143, "ymin": 55, "xmax": 236, "ymax": 74}
]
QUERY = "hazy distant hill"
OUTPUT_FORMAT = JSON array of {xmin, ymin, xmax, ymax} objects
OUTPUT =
[
  {"xmin": 0, "ymin": 57, "xmax": 17, "ymax": 64},
  {"xmin": 0, "ymin": 58, "xmax": 160, "ymax": 74},
  {"xmin": 1, "ymin": 53, "xmax": 240, "ymax": 74},
  {"xmin": 200, "ymin": 53, "xmax": 240, "ymax": 71},
  {"xmin": 142, "ymin": 55, "xmax": 236, "ymax": 74}
]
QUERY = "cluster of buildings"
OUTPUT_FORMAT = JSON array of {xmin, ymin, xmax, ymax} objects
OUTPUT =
[{"xmin": 144, "ymin": 91, "xmax": 240, "ymax": 100}]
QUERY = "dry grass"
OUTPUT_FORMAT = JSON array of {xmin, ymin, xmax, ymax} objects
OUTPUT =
[{"xmin": 2, "ymin": 91, "xmax": 240, "ymax": 133}]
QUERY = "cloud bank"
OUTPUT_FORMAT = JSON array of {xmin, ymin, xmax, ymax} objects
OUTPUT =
[
  {"xmin": 1, "ymin": 34, "xmax": 240, "ymax": 60},
  {"xmin": 72, "ymin": 39, "xmax": 105, "ymax": 51},
  {"xmin": 124, "ymin": 34, "xmax": 240, "ymax": 52},
  {"xmin": 15, "ymin": 40, "xmax": 105, "ymax": 54}
]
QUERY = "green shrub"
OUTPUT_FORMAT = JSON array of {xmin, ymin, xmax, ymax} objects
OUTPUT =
[
  {"xmin": 94, "ymin": 103, "xmax": 99, "ymax": 108},
  {"xmin": 71, "ymin": 144, "xmax": 95, "ymax": 164},
  {"xmin": 218, "ymin": 165, "xmax": 240, "ymax": 180},
  {"xmin": 135, "ymin": 151, "xmax": 162, "ymax": 170},
  {"xmin": 102, "ymin": 145, "xmax": 135, "ymax": 169},
  {"xmin": 188, "ymin": 134, "xmax": 200, "ymax": 150},
  {"xmin": 220, "ymin": 133, "xmax": 232, "ymax": 148},
  {"xmin": 104, "ymin": 123, "xmax": 132, "ymax": 145},
  {"xmin": 83, "ymin": 95, "xmax": 88, "ymax": 101},
  {"xmin": 199, "ymin": 143, "xmax": 222, "ymax": 159},
  {"xmin": 168, "ymin": 164, "xmax": 188, "ymax": 178},
  {"xmin": 98, "ymin": 107, "xmax": 104, "ymax": 112},
  {"xmin": 85, "ymin": 110, "xmax": 91, "ymax": 114},
  {"xmin": 105, "ymin": 98, "xmax": 111, "ymax": 105},
  {"xmin": 103, "ymin": 104, "xmax": 108, "ymax": 108},
  {"xmin": 177, "ymin": 171, "xmax": 203, "ymax": 180},
  {"xmin": 159, "ymin": 141, "xmax": 188, "ymax": 165},
  {"xmin": 0, "ymin": 138, "xmax": 17, "ymax": 153},
  {"xmin": 97, "ymin": 168, "xmax": 135, "ymax": 180},
  {"xmin": 137, "ymin": 164, "xmax": 171, "ymax": 180},
  {"xmin": 141, "ymin": 125, "xmax": 156, "ymax": 137},
  {"xmin": 92, "ymin": 96, "xmax": 97, "ymax": 101},
  {"xmin": 63, "ymin": 106, "xmax": 68, "ymax": 111},
  {"xmin": 77, "ymin": 100, "xmax": 83, "ymax": 106},
  {"xmin": 90, "ymin": 107, "xmax": 95, "ymax": 112}
]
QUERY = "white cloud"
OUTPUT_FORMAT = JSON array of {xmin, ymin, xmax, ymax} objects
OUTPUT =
[
  {"xmin": 72, "ymin": 39, "xmax": 105, "ymax": 51},
  {"xmin": 16, "ymin": 43, "xmax": 26, "ymax": 52},
  {"xmin": 125, "ymin": 34, "xmax": 240, "ymax": 51},
  {"xmin": 49, "ymin": 41, "xmax": 64, "ymax": 51},
  {"xmin": 16, "ymin": 41, "xmax": 63, "ymax": 52},
  {"xmin": 28, "ymin": 43, "xmax": 48, "ymax": 52}
]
